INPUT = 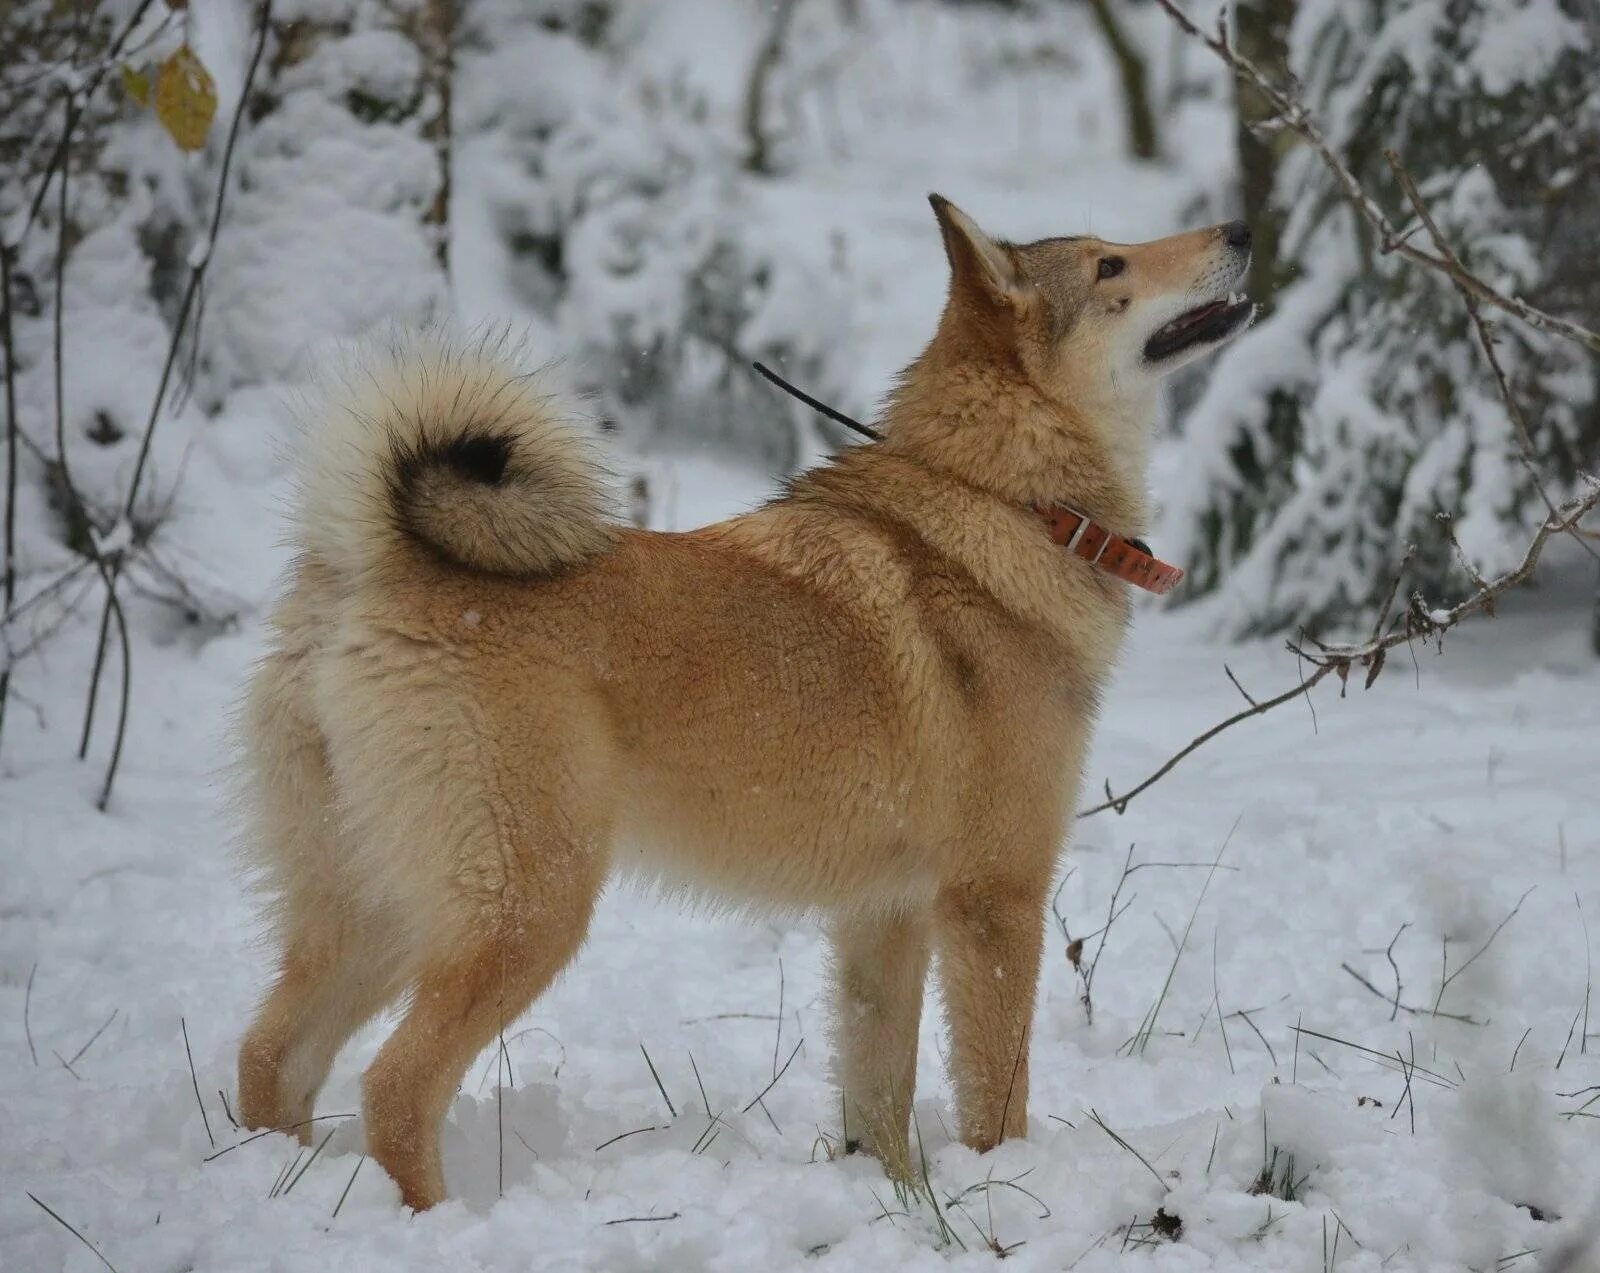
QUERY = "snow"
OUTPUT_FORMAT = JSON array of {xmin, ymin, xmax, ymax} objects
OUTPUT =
[
  {"xmin": 6, "ymin": 1, "xmax": 1599, "ymax": 1270},
  {"xmin": 6, "ymin": 499, "xmax": 1598, "ymax": 1271}
]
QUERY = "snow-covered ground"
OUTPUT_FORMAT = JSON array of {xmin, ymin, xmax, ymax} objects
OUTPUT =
[
  {"xmin": 6, "ymin": 449, "xmax": 1599, "ymax": 1271},
  {"xmin": 5, "ymin": 4, "xmax": 1599, "ymax": 1269}
]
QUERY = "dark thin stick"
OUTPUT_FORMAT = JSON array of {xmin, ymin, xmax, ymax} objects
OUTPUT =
[
  {"xmin": 1291, "ymin": 1026, "xmax": 1455, "ymax": 1088},
  {"xmin": 1081, "ymin": 483, "xmax": 1600, "ymax": 818},
  {"xmin": 1558, "ymin": 1006, "xmax": 1583, "ymax": 1070},
  {"xmin": 268, "ymin": 1148, "xmax": 303, "ymax": 1199},
  {"xmin": 742, "ymin": 1037, "xmax": 804, "ymax": 1113},
  {"xmin": 218, "ymin": 1088, "xmax": 239, "ymax": 1130},
  {"xmin": 1385, "ymin": 151, "xmax": 1589, "ymax": 547},
  {"xmin": 1509, "ymin": 1028, "xmax": 1532, "ymax": 1074},
  {"xmin": 1224, "ymin": 664, "xmax": 1258, "ymax": 707},
  {"xmin": 1431, "ymin": 887, "xmax": 1535, "ymax": 1018},
  {"xmin": 280, "ymin": 1124, "xmax": 338, "ymax": 1195},
  {"xmin": 772, "ymin": 957, "xmax": 785, "ymax": 1079},
  {"xmin": 43, "ymin": 117, "xmax": 123, "ymax": 775},
  {"xmin": 639, "ymin": 1043, "xmax": 677, "ymax": 1119},
  {"xmin": 23, "ymin": 961, "xmax": 38, "ymax": 1065},
  {"xmin": 1211, "ymin": 930, "xmax": 1235, "ymax": 1075},
  {"xmin": 1577, "ymin": 893, "xmax": 1592, "ymax": 1058},
  {"xmin": 181, "ymin": 1017, "xmax": 214, "ymax": 1148},
  {"xmin": 10, "ymin": 0, "xmax": 161, "ymax": 246},
  {"xmin": 996, "ymin": 1025, "xmax": 1029, "ymax": 1145},
  {"xmin": 27, "ymin": 1192, "xmax": 121, "ymax": 1273},
  {"xmin": 90, "ymin": 570, "xmax": 130, "ymax": 812},
  {"xmin": 1383, "ymin": 922, "xmax": 1411, "ymax": 1022},
  {"xmin": 331, "ymin": 1155, "xmax": 365, "ymax": 1218},
  {"xmin": 594, "ymin": 1124, "xmax": 665, "ymax": 1153},
  {"xmin": 751, "ymin": 361, "xmax": 880, "ymax": 442},
  {"xmin": 0, "ymin": 244, "xmax": 20, "ymax": 746},
  {"xmin": 688, "ymin": 1051, "xmax": 711, "ymax": 1114},
  {"xmin": 604, "ymin": 1212, "xmax": 681, "ymax": 1226},
  {"xmin": 202, "ymin": 1114, "xmax": 357, "ymax": 1162},
  {"xmin": 1390, "ymin": 1033, "xmax": 1417, "ymax": 1135},
  {"xmin": 1150, "ymin": 0, "xmax": 1600, "ymax": 355},
  {"xmin": 1085, "ymin": 1108, "xmax": 1168, "ymax": 1193},
  {"xmin": 80, "ymin": 0, "xmax": 276, "ymax": 802},
  {"xmin": 1229, "ymin": 1008, "xmax": 1277, "ymax": 1067},
  {"xmin": 1339, "ymin": 962, "xmax": 1480, "ymax": 1025},
  {"xmin": 67, "ymin": 1008, "xmax": 118, "ymax": 1067}
]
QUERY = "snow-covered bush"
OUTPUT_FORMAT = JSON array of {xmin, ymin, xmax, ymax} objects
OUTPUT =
[
  {"xmin": 203, "ymin": 0, "xmax": 449, "ymax": 399},
  {"xmin": 1161, "ymin": 0, "xmax": 1600, "ymax": 636},
  {"xmin": 460, "ymin": 0, "xmax": 853, "ymax": 472}
]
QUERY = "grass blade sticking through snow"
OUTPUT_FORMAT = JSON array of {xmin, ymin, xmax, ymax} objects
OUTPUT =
[{"xmin": 1123, "ymin": 816, "xmax": 1240, "ymax": 1057}]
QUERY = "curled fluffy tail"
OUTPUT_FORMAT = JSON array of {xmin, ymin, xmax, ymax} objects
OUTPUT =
[{"xmin": 297, "ymin": 333, "xmax": 615, "ymax": 579}]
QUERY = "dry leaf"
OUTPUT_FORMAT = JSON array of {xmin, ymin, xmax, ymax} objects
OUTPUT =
[{"xmin": 154, "ymin": 45, "xmax": 217, "ymax": 152}]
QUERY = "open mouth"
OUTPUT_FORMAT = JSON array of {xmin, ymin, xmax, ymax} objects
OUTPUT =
[{"xmin": 1143, "ymin": 292, "xmax": 1254, "ymax": 362}]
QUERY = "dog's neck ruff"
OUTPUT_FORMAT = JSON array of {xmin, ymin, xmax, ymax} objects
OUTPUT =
[{"xmin": 1035, "ymin": 504, "xmax": 1184, "ymax": 596}]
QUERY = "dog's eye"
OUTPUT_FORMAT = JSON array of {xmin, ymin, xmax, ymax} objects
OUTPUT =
[{"xmin": 1096, "ymin": 256, "xmax": 1125, "ymax": 281}]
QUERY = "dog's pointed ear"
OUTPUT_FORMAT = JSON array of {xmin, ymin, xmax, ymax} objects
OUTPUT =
[{"xmin": 929, "ymin": 194, "xmax": 1024, "ymax": 302}]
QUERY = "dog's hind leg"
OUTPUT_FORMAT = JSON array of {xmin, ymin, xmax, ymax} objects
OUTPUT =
[
  {"xmin": 236, "ymin": 648, "xmax": 406, "ymax": 1141},
  {"xmin": 830, "ymin": 906, "xmax": 931, "ymax": 1176},
  {"xmin": 935, "ymin": 873, "xmax": 1048, "ymax": 1152},
  {"xmin": 355, "ymin": 738, "xmax": 611, "ymax": 1215},
  {"xmin": 360, "ymin": 846, "xmax": 606, "ymax": 1212}
]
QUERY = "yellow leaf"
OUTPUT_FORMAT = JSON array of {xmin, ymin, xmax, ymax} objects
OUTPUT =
[
  {"xmin": 154, "ymin": 45, "xmax": 217, "ymax": 153},
  {"xmin": 122, "ymin": 64, "xmax": 151, "ymax": 107}
]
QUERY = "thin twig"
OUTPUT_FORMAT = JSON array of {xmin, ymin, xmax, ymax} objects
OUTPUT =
[
  {"xmin": 202, "ymin": 1114, "xmax": 358, "ymax": 1163},
  {"xmin": 1430, "ymin": 887, "xmax": 1535, "ymax": 1018},
  {"xmin": 279, "ymin": 1124, "xmax": 338, "ymax": 1195},
  {"xmin": 23, "ymin": 960, "xmax": 38, "ymax": 1065},
  {"xmin": 639, "ymin": 1042, "xmax": 677, "ymax": 1119},
  {"xmin": 66, "ymin": 1008, "xmax": 118, "ymax": 1067},
  {"xmin": 1385, "ymin": 149, "xmax": 1590, "ymax": 543},
  {"xmin": 1151, "ymin": 0, "xmax": 1600, "ymax": 355},
  {"xmin": 181, "ymin": 1017, "xmax": 215, "ymax": 1148},
  {"xmin": 331, "ymin": 1155, "xmax": 365, "ymax": 1218},
  {"xmin": 80, "ymin": 0, "xmax": 275, "ymax": 803},
  {"xmin": 1340, "ymin": 962, "xmax": 1479, "ymax": 1025},
  {"xmin": 743, "ymin": 1037, "xmax": 805, "ymax": 1113},
  {"xmin": 1085, "ymin": 1108, "xmax": 1168, "ymax": 1193},
  {"xmin": 1082, "ymin": 483, "xmax": 1600, "ymax": 817},
  {"xmin": 27, "ymin": 1193, "xmax": 121, "ymax": 1273}
]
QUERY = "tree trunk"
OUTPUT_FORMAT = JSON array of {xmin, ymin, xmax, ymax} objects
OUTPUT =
[
  {"xmin": 1232, "ymin": 0, "xmax": 1295, "ymax": 310},
  {"xmin": 1085, "ymin": 0, "xmax": 1158, "ymax": 161},
  {"xmin": 414, "ymin": 0, "xmax": 455, "ymax": 272}
]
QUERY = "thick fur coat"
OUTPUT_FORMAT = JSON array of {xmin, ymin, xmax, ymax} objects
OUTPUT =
[{"xmin": 236, "ymin": 198, "xmax": 1253, "ymax": 1210}]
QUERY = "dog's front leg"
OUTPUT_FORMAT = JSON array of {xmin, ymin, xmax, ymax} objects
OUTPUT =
[
  {"xmin": 935, "ymin": 876, "xmax": 1047, "ymax": 1151},
  {"xmin": 830, "ymin": 906, "xmax": 931, "ymax": 1176}
]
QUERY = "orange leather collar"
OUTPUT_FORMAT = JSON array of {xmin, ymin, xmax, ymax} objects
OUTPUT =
[{"xmin": 1035, "ymin": 504, "xmax": 1185, "ymax": 596}]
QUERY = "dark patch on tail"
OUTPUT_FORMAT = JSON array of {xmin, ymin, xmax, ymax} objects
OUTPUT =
[
  {"xmin": 392, "ymin": 431, "xmax": 515, "ymax": 493},
  {"xmin": 435, "ymin": 434, "xmax": 511, "ymax": 485}
]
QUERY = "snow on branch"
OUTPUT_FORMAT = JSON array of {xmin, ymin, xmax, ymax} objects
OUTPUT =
[{"xmin": 1151, "ymin": 0, "xmax": 1600, "ymax": 358}]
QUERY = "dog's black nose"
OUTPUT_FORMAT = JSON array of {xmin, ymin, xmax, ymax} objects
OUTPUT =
[{"xmin": 1223, "ymin": 220, "xmax": 1252, "ymax": 249}]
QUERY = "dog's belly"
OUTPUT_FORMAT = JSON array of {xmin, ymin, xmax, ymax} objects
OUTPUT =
[{"xmin": 609, "ymin": 751, "xmax": 950, "ymax": 912}]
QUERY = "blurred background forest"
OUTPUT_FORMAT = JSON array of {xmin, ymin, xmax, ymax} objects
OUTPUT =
[
  {"xmin": 5, "ymin": 0, "xmax": 1597, "ymax": 733},
  {"xmin": 7, "ymin": 6, "xmax": 1600, "ymax": 1270}
]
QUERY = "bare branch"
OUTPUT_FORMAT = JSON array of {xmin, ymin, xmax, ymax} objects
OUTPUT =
[
  {"xmin": 1151, "ymin": 0, "xmax": 1600, "ymax": 355},
  {"xmin": 79, "ymin": 0, "xmax": 275, "ymax": 804},
  {"xmin": 1081, "ymin": 482, "xmax": 1600, "ymax": 818}
]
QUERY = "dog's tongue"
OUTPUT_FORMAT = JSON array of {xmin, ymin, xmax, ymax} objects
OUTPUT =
[{"xmin": 1171, "ymin": 300, "xmax": 1225, "ymax": 332}]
